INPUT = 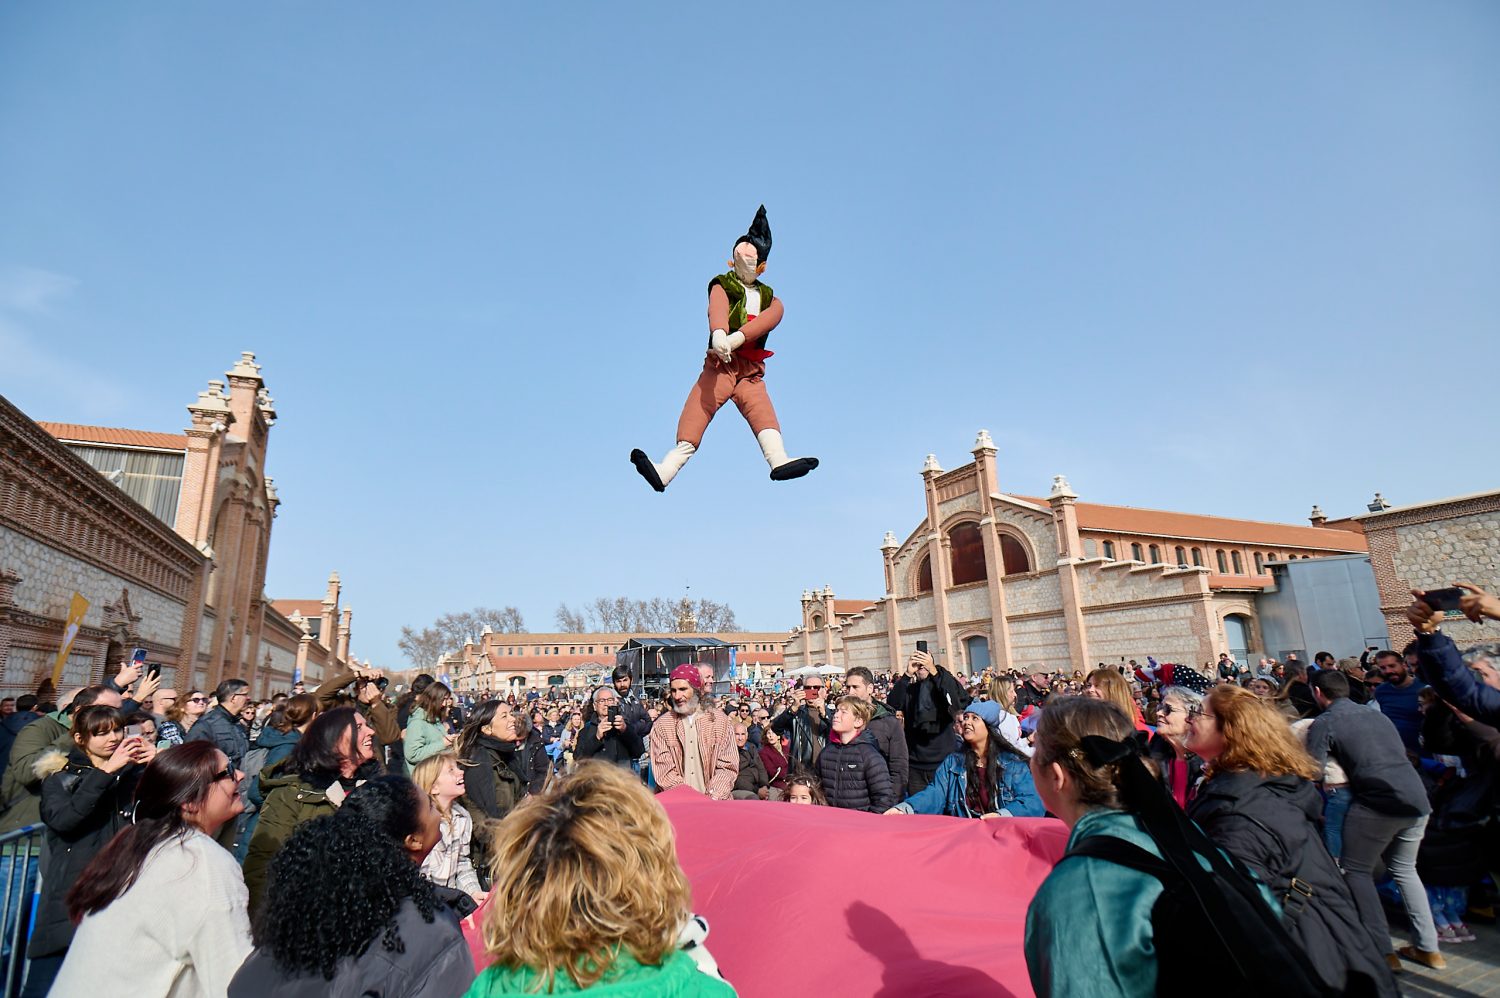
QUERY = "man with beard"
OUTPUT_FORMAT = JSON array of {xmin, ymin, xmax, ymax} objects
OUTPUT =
[
  {"xmin": 610, "ymin": 665, "xmax": 653, "ymax": 742},
  {"xmin": 648, "ymin": 665, "xmax": 737, "ymax": 800}
]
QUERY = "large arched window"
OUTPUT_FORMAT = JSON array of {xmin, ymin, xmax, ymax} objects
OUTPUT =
[
  {"xmin": 1174, "ymin": 546, "xmax": 1187, "ymax": 566},
  {"xmin": 1231, "ymin": 551, "xmax": 1244, "ymax": 574},
  {"xmin": 1191, "ymin": 547, "xmax": 1203, "ymax": 567},
  {"xmin": 1103, "ymin": 540, "xmax": 1116, "ymax": 560},
  {"xmin": 1148, "ymin": 544, "xmax": 1161, "ymax": 564},
  {"xmin": 810, "ymin": 614, "xmax": 824, "ymax": 629},
  {"xmin": 916, "ymin": 554, "xmax": 933, "ymax": 594},
  {"xmin": 949, "ymin": 522, "xmax": 988, "ymax": 585},
  {"xmin": 1131, "ymin": 542, "xmax": 1144, "ymax": 562},
  {"xmin": 1254, "ymin": 552, "xmax": 1265, "ymax": 574},
  {"xmin": 1000, "ymin": 534, "xmax": 1031, "ymax": 575},
  {"xmin": 1216, "ymin": 550, "xmax": 1229, "ymax": 573}
]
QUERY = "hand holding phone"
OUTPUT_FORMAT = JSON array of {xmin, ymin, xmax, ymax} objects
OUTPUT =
[{"xmin": 1420, "ymin": 588, "xmax": 1465, "ymax": 613}]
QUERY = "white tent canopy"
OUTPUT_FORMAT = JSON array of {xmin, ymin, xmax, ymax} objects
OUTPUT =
[{"xmin": 788, "ymin": 664, "xmax": 843, "ymax": 677}]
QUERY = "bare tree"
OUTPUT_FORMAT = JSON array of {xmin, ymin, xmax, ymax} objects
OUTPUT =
[
  {"xmin": 555, "ymin": 603, "xmax": 588, "ymax": 632},
  {"xmin": 553, "ymin": 596, "xmax": 740, "ymax": 633},
  {"xmin": 400, "ymin": 606, "xmax": 527, "ymax": 668},
  {"xmin": 397, "ymin": 625, "xmax": 449, "ymax": 670}
]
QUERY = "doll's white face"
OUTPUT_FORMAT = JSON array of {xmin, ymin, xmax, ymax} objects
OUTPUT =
[{"xmin": 732, "ymin": 242, "xmax": 762, "ymax": 284}]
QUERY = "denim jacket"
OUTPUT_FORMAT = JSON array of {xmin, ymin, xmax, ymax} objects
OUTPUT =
[{"xmin": 893, "ymin": 749, "xmax": 1043, "ymax": 818}]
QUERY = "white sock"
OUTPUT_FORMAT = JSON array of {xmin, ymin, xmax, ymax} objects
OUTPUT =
[
  {"xmin": 656, "ymin": 441, "xmax": 696, "ymax": 486},
  {"xmin": 756, "ymin": 429, "xmax": 790, "ymax": 470}
]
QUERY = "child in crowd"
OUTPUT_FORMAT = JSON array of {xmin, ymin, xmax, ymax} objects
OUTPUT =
[
  {"xmin": 815, "ymin": 697, "xmax": 895, "ymax": 813},
  {"xmin": 785, "ymin": 770, "xmax": 827, "ymax": 805}
]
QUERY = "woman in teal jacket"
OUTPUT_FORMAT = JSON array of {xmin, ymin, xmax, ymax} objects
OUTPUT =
[
  {"xmin": 403, "ymin": 682, "xmax": 454, "ymax": 774},
  {"xmin": 885, "ymin": 700, "xmax": 1041, "ymax": 818},
  {"xmin": 1024, "ymin": 696, "xmax": 1288, "ymax": 998}
]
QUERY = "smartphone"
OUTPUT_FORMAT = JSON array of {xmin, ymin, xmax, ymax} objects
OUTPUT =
[
  {"xmin": 916, "ymin": 640, "xmax": 929, "ymax": 654},
  {"xmin": 124, "ymin": 723, "xmax": 144, "ymax": 740},
  {"xmin": 1422, "ymin": 588, "xmax": 1465, "ymax": 613},
  {"xmin": 147, "ymin": 662, "xmax": 161, "ymax": 679},
  {"xmin": 607, "ymin": 706, "xmax": 618, "ymax": 722},
  {"xmin": 131, "ymin": 647, "xmax": 148, "ymax": 667}
]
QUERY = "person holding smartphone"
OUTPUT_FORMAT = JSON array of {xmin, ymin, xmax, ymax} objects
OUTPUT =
[
  {"xmin": 1408, "ymin": 583, "xmax": 1500, "ymax": 726},
  {"xmin": 886, "ymin": 648, "xmax": 972, "ymax": 795},
  {"xmin": 26, "ymin": 705, "xmax": 155, "ymax": 996},
  {"xmin": 575, "ymin": 686, "xmax": 645, "ymax": 771}
]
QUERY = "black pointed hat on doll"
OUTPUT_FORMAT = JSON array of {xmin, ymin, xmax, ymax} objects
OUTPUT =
[{"xmin": 733, "ymin": 205, "xmax": 772, "ymax": 263}]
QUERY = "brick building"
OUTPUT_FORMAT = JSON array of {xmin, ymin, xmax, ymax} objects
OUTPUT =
[
  {"xmin": 784, "ymin": 430, "xmax": 1372, "ymax": 676},
  {"xmin": 444, "ymin": 628, "xmax": 789, "ymax": 695},
  {"xmin": 1, "ymin": 353, "xmax": 355, "ymax": 696},
  {"xmin": 1355, "ymin": 489, "xmax": 1500, "ymax": 649}
]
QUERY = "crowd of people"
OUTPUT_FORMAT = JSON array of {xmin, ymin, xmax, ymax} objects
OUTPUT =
[{"xmin": 0, "ymin": 584, "xmax": 1495, "ymax": 995}]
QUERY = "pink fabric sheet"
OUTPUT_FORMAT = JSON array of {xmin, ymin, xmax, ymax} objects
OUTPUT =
[{"xmin": 463, "ymin": 788, "xmax": 1069, "ymax": 997}]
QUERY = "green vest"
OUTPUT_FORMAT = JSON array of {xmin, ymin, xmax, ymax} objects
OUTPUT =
[{"xmin": 708, "ymin": 272, "xmax": 774, "ymax": 345}]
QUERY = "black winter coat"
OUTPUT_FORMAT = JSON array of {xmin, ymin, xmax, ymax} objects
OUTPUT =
[
  {"xmin": 815, "ymin": 731, "xmax": 894, "ymax": 813},
  {"xmin": 576, "ymin": 718, "xmax": 646, "ymax": 769},
  {"xmin": 228, "ymin": 896, "xmax": 475, "ymax": 998},
  {"xmin": 887, "ymin": 666, "xmax": 971, "ymax": 767},
  {"xmin": 734, "ymin": 744, "xmax": 770, "ymax": 795},
  {"xmin": 864, "ymin": 704, "xmax": 910, "ymax": 800},
  {"xmin": 1189, "ymin": 770, "xmax": 1397, "ymax": 998},
  {"xmin": 32, "ymin": 748, "xmax": 144, "ymax": 957},
  {"xmin": 771, "ymin": 703, "xmax": 829, "ymax": 770},
  {"xmin": 462, "ymin": 733, "xmax": 547, "ymax": 822},
  {"xmin": 185, "ymin": 705, "xmax": 251, "ymax": 769}
]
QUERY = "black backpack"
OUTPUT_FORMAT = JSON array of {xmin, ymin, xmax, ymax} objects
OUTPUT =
[{"xmin": 1065, "ymin": 834, "xmax": 1337, "ymax": 998}]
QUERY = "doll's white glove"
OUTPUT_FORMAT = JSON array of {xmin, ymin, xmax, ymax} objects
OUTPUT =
[{"xmin": 710, "ymin": 328, "xmax": 734, "ymax": 365}]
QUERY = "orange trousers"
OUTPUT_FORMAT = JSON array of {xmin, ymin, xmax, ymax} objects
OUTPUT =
[{"xmin": 675, "ymin": 357, "xmax": 780, "ymax": 448}]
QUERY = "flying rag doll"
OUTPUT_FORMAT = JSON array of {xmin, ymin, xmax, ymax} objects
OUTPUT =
[{"xmin": 630, "ymin": 205, "xmax": 819, "ymax": 492}]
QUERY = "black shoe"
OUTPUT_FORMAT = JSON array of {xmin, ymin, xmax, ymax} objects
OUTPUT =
[
  {"xmin": 769, "ymin": 457, "xmax": 819, "ymax": 482},
  {"xmin": 629, "ymin": 449, "xmax": 665, "ymax": 492}
]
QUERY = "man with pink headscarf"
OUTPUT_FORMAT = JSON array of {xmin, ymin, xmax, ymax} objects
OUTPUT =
[{"xmin": 649, "ymin": 665, "xmax": 738, "ymax": 800}]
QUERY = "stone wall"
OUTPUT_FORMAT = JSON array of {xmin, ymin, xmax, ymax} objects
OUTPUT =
[
  {"xmin": 1085, "ymin": 601, "xmax": 1205, "ymax": 667},
  {"xmin": 1007, "ymin": 614, "xmax": 1071, "ymax": 671},
  {"xmin": 1002, "ymin": 573, "xmax": 1062, "ymax": 616},
  {"xmin": 1080, "ymin": 561, "xmax": 1204, "ymax": 607},
  {"xmin": 1362, "ymin": 492, "xmax": 1500, "ymax": 648},
  {"xmin": 1, "ymin": 529, "xmax": 187, "ymax": 647}
]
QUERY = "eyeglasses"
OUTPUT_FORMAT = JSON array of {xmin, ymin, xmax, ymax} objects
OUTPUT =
[
  {"xmin": 187, "ymin": 697, "xmax": 208, "ymax": 704},
  {"xmin": 805, "ymin": 685, "xmax": 824, "ymax": 692},
  {"xmin": 212, "ymin": 765, "xmax": 242, "ymax": 784}
]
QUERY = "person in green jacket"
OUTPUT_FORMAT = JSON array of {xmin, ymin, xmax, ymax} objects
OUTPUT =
[
  {"xmin": 242, "ymin": 707, "xmax": 376, "ymax": 913},
  {"xmin": 466, "ymin": 762, "xmax": 734, "ymax": 997},
  {"xmin": 403, "ymin": 683, "xmax": 454, "ymax": 774}
]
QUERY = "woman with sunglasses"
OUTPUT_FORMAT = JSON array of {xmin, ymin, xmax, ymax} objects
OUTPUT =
[
  {"xmin": 160, "ymin": 690, "xmax": 210, "ymax": 747},
  {"xmin": 51, "ymin": 742, "xmax": 250, "ymax": 998},
  {"xmin": 1184, "ymin": 685, "xmax": 1397, "ymax": 996},
  {"xmin": 1146, "ymin": 685, "xmax": 1204, "ymax": 809}
]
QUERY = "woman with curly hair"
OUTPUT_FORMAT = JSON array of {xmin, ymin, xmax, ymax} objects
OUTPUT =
[
  {"xmin": 466, "ymin": 761, "xmax": 734, "ymax": 995},
  {"xmin": 229, "ymin": 776, "xmax": 473, "ymax": 998},
  {"xmin": 1185, "ymin": 685, "xmax": 1396, "ymax": 995},
  {"xmin": 51, "ymin": 742, "xmax": 250, "ymax": 997}
]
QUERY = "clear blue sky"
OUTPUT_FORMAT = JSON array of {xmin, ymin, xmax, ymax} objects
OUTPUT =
[{"xmin": 2, "ymin": 4, "xmax": 1496, "ymax": 668}]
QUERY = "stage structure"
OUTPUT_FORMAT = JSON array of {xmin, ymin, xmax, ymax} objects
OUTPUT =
[{"xmin": 615, "ymin": 637, "xmax": 736, "ymax": 698}]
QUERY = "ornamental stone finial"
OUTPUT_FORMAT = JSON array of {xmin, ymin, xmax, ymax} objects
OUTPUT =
[
  {"xmin": 1049, "ymin": 474, "xmax": 1078, "ymax": 500},
  {"xmin": 922, "ymin": 454, "xmax": 944, "ymax": 475}
]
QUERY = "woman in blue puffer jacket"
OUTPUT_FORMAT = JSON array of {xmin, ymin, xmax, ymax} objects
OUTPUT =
[{"xmin": 885, "ymin": 700, "xmax": 1043, "ymax": 818}]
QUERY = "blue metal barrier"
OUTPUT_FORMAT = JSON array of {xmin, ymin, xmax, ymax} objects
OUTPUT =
[{"xmin": 0, "ymin": 824, "xmax": 42, "ymax": 998}]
